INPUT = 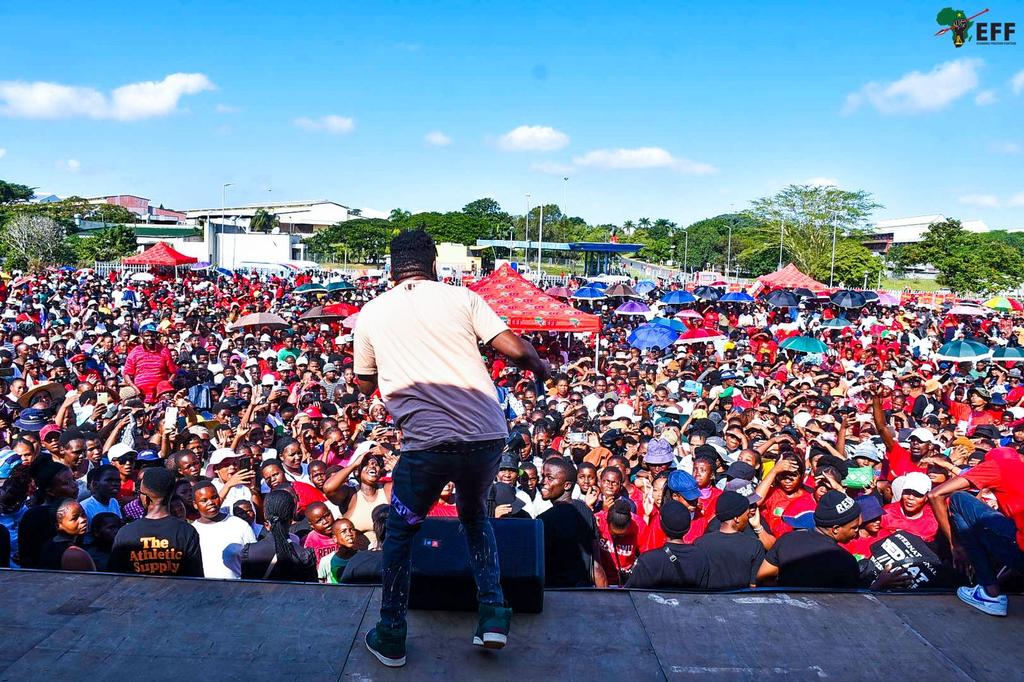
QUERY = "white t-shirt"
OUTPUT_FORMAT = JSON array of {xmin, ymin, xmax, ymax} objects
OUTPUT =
[
  {"xmin": 214, "ymin": 480, "xmax": 254, "ymax": 514},
  {"xmin": 81, "ymin": 496, "xmax": 123, "ymax": 522},
  {"xmin": 354, "ymin": 280, "xmax": 510, "ymax": 450},
  {"xmin": 191, "ymin": 515, "xmax": 256, "ymax": 579}
]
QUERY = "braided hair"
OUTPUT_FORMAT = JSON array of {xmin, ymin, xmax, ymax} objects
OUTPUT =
[{"xmin": 262, "ymin": 489, "xmax": 305, "ymax": 575}]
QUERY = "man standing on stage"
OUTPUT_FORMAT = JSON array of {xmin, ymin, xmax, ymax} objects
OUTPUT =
[{"xmin": 355, "ymin": 228, "xmax": 549, "ymax": 668}]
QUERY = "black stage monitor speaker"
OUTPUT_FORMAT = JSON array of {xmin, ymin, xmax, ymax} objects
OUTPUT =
[{"xmin": 409, "ymin": 517, "xmax": 545, "ymax": 614}]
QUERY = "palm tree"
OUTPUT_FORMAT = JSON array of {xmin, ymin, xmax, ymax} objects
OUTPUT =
[
  {"xmin": 638, "ymin": 217, "xmax": 652, "ymax": 230},
  {"xmin": 388, "ymin": 208, "xmax": 411, "ymax": 222},
  {"xmin": 622, "ymin": 219, "xmax": 635, "ymax": 236}
]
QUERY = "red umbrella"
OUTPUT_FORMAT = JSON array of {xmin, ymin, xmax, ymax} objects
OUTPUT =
[
  {"xmin": 545, "ymin": 286, "xmax": 572, "ymax": 299},
  {"xmin": 675, "ymin": 328, "xmax": 725, "ymax": 345},
  {"xmin": 299, "ymin": 302, "xmax": 359, "ymax": 321}
]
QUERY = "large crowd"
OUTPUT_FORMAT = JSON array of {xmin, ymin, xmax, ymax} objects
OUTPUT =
[{"xmin": 0, "ymin": 252, "xmax": 1022, "ymax": 618}]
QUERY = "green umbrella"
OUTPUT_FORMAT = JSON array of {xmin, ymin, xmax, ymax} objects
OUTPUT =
[
  {"xmin": 934, "ymin": 339, "xmax": 991, "ymax": 362},
  {"xmin": 992, "ymin": 346, "xmax": 1024, "ymax": 363},
  {"xmin": 779, "ymin": 335, "xmax": 828, "ymax": 354}
]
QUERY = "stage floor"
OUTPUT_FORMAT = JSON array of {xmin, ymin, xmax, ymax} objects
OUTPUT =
[{"xmin": 1, "ymin": 570, "xmax": 1018, "ymax": 680}]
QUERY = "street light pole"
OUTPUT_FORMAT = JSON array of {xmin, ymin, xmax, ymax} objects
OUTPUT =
[
  {"xmin": 726, "ymin": 222, "xmax": 733, "ymax": 282},
  {"xmin": 562, "ymin": 177, "xmax": 569, "ymax": 223},
  {"xmin": 537, "ymin": 204, "xmax": 544, "ymax": 283},
  {"xmin": 524, "ymin": 194, "xmax": 531, "ymax": 267},
  {"xmin": 829, "ymin": 212, "xmax": 838, "ymax": 288},
  {"xmin": 683, "ymin": 228, "xmax": 689, "ymax": 284},
  {"xmin": 218, "ymin": 182, "xmax": 232, "ymax": 266}
]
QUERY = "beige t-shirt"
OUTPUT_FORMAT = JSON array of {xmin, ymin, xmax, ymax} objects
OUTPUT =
[{"xmin": 354, "ymin": 279, "xmax": 510, "ymax": 450}]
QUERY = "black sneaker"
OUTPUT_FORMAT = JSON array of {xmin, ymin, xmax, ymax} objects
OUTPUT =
[
  {"xmin": 365, "ymin": 623, "xmax": 407, "ymax": 667},
  {"xmin": 472, "ymin": 603, "xmax": 512, "ymax": 649}
]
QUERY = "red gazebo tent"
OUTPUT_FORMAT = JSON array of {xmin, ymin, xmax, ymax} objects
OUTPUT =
[
  {"xmin": 753, "ymin": 263, "xmax": 827, "ymax": 292},
  {"xmin": 469, "ymin": 264, "xmax": 603, "ymax": 363},
  {"xmin": 122, "ymin": 242, "xmax": 198, "ymax": 266}
]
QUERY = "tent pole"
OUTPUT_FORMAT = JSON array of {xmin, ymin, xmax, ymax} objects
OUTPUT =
[{"xmin": 594, "ymin": 331, "xmax": 600, "ymax": 371}]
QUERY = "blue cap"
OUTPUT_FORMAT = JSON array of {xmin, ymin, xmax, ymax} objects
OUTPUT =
[
  {"xmin": 644, "ymin": 438, "xmax": 674, "ymax": 465},
  {"xmin": 139, "ymin": 323, "xmax": 158, "ymax": 334},
  {"xmin": 666, "ymin": 470, "xmax": 700, "ymax": 501},
  {"xmin": 137, "ymin": 450, "xmax": 160, "ymax": 461},
  {"xmin": 681, "ymin": 379, "xmax": 699, "ymax": 394},
  {"xmin": 14, "ymin": 408, "xmax": 48, "ymax": 432},
  {"xmin": 856, "ymin": 495, "xmax": 884, "ymax": 523}
]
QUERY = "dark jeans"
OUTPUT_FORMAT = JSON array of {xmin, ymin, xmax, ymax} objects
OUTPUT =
[
  {"xmin": 949, "ymin": 491, "xmax": 1024, "ymax": 588},
  {"xmin": 380, "ymin": 440, "xmax": 504, "ymax": 629}
]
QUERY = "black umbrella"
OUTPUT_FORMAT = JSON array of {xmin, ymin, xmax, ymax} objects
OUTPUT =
[
  {"xmin": 766, "ymin": 290, "xmax": 799, "ymax": 308},
  {"xmin": 862, "ymin": 291, "xmax": 879, "ymax": 302},
  {"xmin": 831, "ymin": 289, "xmax": 867, "ymax": 309},
  {"xmin": 693, "ymin": 285, "xmax": 722, "ymax": 302},
  {"xmin": 794, "ymin": 287, "xmax": 815, "ymax": 299}
]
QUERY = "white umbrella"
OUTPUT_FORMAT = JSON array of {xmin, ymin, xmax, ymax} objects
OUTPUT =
[{"xmin": 130, "ymin": 272, "xmax": 155, "ymax": 282}]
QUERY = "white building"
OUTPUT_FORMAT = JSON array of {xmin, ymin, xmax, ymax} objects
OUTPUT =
[
  {"xmin": 865, "ymin": 214, "xmax": 989, "ymax": 254},
  {"xmin": 184, "ymin": 199, "xmax": 352, "ymax": 234}
]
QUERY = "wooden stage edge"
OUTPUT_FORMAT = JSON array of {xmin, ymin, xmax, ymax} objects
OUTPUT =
[{"xmin": 0, "ymin": 569, "xmax": 1019, "ymax": 681}]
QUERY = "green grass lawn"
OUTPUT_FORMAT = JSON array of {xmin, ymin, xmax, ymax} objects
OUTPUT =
[{"xmin": 880, "ymin": 278, "xmax": 946, "ymax": 292}]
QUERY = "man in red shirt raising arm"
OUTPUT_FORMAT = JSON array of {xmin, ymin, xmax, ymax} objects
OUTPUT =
[
  {"xmin": 123, "ymin": 323, "xmax": 177, "ymax": 403},
  {"xmin": 356, "ymin": 229, "xmax": 549, "ymax": 668},
  {"xmin": 929, "ymin": 446, "xmax": 1024, "ymax": 617}
]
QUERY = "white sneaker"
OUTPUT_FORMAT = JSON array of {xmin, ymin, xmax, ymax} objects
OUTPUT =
[{"xmin": 957, "ymin": 585, "xmax": 1008, "ymax": 617}]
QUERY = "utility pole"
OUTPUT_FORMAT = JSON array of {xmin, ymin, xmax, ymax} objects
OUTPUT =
[{"xmin": 537, "ymin": 204, "xmax": 544, "ymax": 283}]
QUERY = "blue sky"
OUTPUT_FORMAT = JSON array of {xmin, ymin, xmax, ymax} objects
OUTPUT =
[{"xmin": 1, "ymin": 1, "xmax": 1022, "ymax": 227}]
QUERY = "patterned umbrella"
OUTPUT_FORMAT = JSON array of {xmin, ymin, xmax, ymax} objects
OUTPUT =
[
  {"xmin": 830, "ymin": 290, "xmax": 867, "ymax": 309},
  {"xmin": 614, "ymin": 300, "xmax": 650, "ymax": 316},
  {"xmin": 676, "ymin": 328, "xmax": 725, "ymax": 345},
  {"xmin": 661, "ymin": 290, "xmax": 697, "ymax": 305},
  {"xmin": 934, "ymin": 339, "xmax": 991, "ymax": 362},
  {"xmin": 627, "ymin": 323, "xmax": 679, "ymax": 350},
  {"xmin": 983, "ymin": 297, "xmax": 1024, "ymax": 312},
  {"xmin": 779, "ymin": 335, "xmax": 829, "ymax": 354}
]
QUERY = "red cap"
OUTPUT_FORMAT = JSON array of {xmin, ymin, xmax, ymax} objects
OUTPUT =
[{"xmin": 155, "ymin": 381, "xmax": 175, "ymax": 397}]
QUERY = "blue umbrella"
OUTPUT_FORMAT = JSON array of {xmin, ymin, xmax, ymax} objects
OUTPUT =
[
  {"xmin": 587, "ymin": 280, "xmax": 609, "ymax": 289},
  {"xmin": 831, "ymin": 290, "xmax": 867, "ymax": 309},
  {"xmin": 634, "ymin": 280, "xmax": 658, "ymax": 295},
  {"xmin": 651, "ymin": 317, "xmax": 686, "ymax": 333},
  {"xmin": 766, "ymin": 290, "xmax": 799, "ymax": 308},
  {"xmin": 934, "ymin": 339, "xmax": 991, "ymax": 362},
  {"xmin": 661, "ymin": 290, "xmax": 696, "ymax": 305},
  {"xmin": 720, "ymin": 291, "xmax": 754, "ymax": 303},
  {"xmin": 821, "ymin": 317, "xmax": 852, "ymax": 329},
  {"xmin": 572, "ymin": 286, "xmax": 607, "ymax": 300},
  {"xmin": 628, "ymin": 323, "xmax": 679, "ymax": 350},
  {"xmin": 215, "ymin": 267, "xmax": 233, "ymax": 277},
  {"xmin": 614, "ymin": 300, "xmax": 650, "ymax": 316},
  {"xmin": 693, "ymin": 285, "xmax": 722, "ymax": 302}
]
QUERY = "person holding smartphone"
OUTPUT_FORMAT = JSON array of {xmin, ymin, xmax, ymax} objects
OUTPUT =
[{"xmin": 207, "ymin": 448, "xmax": 260, "ymax": 516}]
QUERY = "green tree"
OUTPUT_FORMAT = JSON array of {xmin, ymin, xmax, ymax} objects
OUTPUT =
[
  {"xmin": 397, "ymin": 211, "xmax": 495, "ymax": 245},
  {"xmin": 637, "ymin": 217, "xmax": 652, "ymax": 230},
  {"xmin": 72, "ymin": 225, "xmax": 138, "ymax": 262},
  {"xmin": 903, "ymin": 218, "xmax": 1024, "ymax": 295},
  {"xmin": 830, "ymin": 240, "xmax": 883, "ymax": 287},
  {"xmin": 744, "ymin": 184, "xmax": 881, "ymax": 282},
  {"xmin": 388, "ymin": 208, "xmax": 412, "ymax": 222},
  {"xmin": 88, "ymin": 204, "xmax": 137, "ymax": 225},
  {"xmin": 0, "ymin": 180, "xmax": 34, "ymax": 205},
  {"xmin": 304, "ymin": 218, "xmax": 394, "ymax": 263},
  {"xmin": 462, "ymin": 198, "xmax": 503, "ymax": 217},
  {"xmin": 249, "ymin": 208, "xmax": 280, "ymax": 233}
]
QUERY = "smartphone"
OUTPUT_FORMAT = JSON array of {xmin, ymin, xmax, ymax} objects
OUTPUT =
[
  {"xmin": 97, "ymin": 393, "xmax": 111, "ymax": 406},
  {"xmin": 261, "ymin": 385, "xmax": 272, "ymax": 399},
  {"xmin": 163, "ymin": 406, "xmax": 178, "ymax": 431},
  {"xmin": 364, "ymin": 421, "xmax": 379, "ymax": 433},
  {"xmin": 237, "ymin": 456, "xmax": 253, "ymax": 472},
  {"xmin": 567, "ymin": 432, "xmax": 586, "ymax": 444}
]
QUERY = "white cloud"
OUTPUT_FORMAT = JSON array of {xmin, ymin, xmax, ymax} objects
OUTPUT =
[
  {"xmin": 294, "ymin": 115, "xmax": 355, "ymax": 134},
  {"xmin": 424, "ymin": 130, "xmax": 451, "ymax": 146},
  {"xmin": 573, "ymin": 147, "xmax": 716, "ymax": 174},
  {"xmin": 530, "ymin": 161, "xmax": 575, "ymax": 175},
  {"xmin": 0, "ymin": 73, "xmax": 215, "ymax": 121},
  {"xmin": 1009, "ymin": 193, "xmax": 1024, "ymax": 207},
  {"xmin": 843, "ymin": 59, "xmax": 982, "ymax": 114},
  {"xmin": 1012, "ymin": 70, "xmax": 1024, "ymax": 94},
  {"xmin": 498, "ymin": 125, "xmax": 569, "ymax": 151},
  {"xmin": 56, "ymin": 159, "xmax": 81, "ymax": 173},
  {"xmin": 215, "ymin": 103, "xmax": 238, "ymax": 114},
  {"xmin": 0, "ymin": 148, "xmax": 6, "ymax": 160},
  {"xmin": 959, "ymin": 193, "xmax": 1000, "ymax": 207},
  {"xmin": 975, "ymin": 90, "xmax": 997, "ymax": 106},
  {"xmin": 805, "ymin": 177, "xmax": 839, "ymax": 187}
]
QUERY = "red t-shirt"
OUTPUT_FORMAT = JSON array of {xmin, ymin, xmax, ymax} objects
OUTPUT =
[
  {"xmin": 638, "ymin": 506, "xmax": 666, "ymax": 553},
  {"xmin": 595, "ymin": 511, "xmax": 646, "ymax": 585},
  {"xmin": 291, "ymin": 481, "xmax": 327, "ymax": 512},
  {"xmin": 884, "ymin": 444, "xmax": 927, "ymax": 481},
  {"xmin": 303, "ymin": 530, "xmax": 338, "ymax": 563},
  {"xmin": 428, "ymin": 501, "xmax": 460, "ymax": 518},
  {"xmin": 761, "ymin": 487, "xmax": 811, "ymax": 537},
  {"xmin": 964, "ymin": 447, "xmax": 1024, "ymax": 550},
  {"xmin": 880, "ymin": 502, "xmax": 938, "ymax": 542},
  {"xmin": 842, "ymin": 533, "xmax": 883, "ymax": 561}
]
